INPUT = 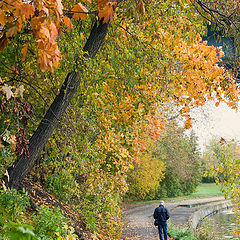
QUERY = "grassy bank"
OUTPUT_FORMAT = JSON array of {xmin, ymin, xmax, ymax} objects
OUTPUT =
[
  {"xmin": 165, "ymin": 183, "xmax": 222, "ymax": 240},
  {"xmin": 186, "ymin": 183, "xmax": 222, "ymax": 199},
  {"xmin": 124, "ymin": 183, "xmax": 223, "ymax": 206},
  {"xmin": 168, "ymin": 219, "xmax": 216, "ymax": 240}
]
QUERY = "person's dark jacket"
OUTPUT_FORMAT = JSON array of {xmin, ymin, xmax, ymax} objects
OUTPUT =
[{"xmin": 154, "ymin": 205, "xmax": 170, "ymax": 222}]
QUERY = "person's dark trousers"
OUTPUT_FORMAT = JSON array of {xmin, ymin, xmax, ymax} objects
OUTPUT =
[{"xmin": 158, "ymin": 221, "xmax": 168, "ymax": 240}]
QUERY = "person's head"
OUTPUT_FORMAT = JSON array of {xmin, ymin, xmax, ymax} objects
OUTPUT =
[{"xmin": 159, "ymin": 200, "xmax": 164, "ymax": 205}]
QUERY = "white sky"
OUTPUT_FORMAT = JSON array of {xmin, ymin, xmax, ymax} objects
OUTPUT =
[{"xmin": 188, "ymin": 101, "xmax": 240, "ymax": 152}]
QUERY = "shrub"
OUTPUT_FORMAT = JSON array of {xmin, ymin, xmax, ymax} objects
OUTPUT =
[
  {"xmin": 32, "ymin": 206, "xmax": 77, "ymax": 240},
  {"xmin": 0, "ymin": 189, "xmax": 30, "ymax": 224}
]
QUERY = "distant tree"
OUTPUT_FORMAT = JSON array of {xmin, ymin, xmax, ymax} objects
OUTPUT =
[
  {"xmin": 202, "ymin": 138, "xmax": 240, "ymax": 238},
  {"xmin": 154, "ymin": 122, "xmax": 201, "ymax": 198}
]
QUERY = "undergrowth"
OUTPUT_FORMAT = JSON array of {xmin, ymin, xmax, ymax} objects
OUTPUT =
[
  {"xmin": 168, "ymin": 220, "xmax": 217, "ymax": 240},
  {"xmin": 0, "ymin": 189, "xmax": 77, "ymax": 240}
]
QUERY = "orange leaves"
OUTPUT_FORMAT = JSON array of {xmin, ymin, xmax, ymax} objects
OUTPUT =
[
  {"xmin": 0, "ymin": 9, "xmax": 6, "ymax": 25},
  {"xmin": 145, "ymin": 113, "xmax": 165, "ymax": 141},
  {"xmin": 97, "ymin": 0, "xmax": 116, "ymax": 23},
  {"xmin": 21, "ymin": 43, "xmax": 28, "ymax": 61},
  {"xmin": 0, "ymin": 0, "xmax": 64, "ymax": 72},
  {"xmin": 184, "ymin": 117, "xmax": 192, "ymax": 129},
  {"xmin": 72, "ymin": 3, "xmax": 88, "ymax": 21},
  {"xmin": 0, "ymin": 38, "xmax": 9, "ymax": 51},
  {"xmin": 168, "ymin": 32, "xmax": 239, "ymax": 116},
  {"xmin": 34, "ymin": 20, "xmax": 61, "ymax": 72},
  {"xmin": 62, "ymin": 16, "xmax": 73, "ymax": 31},
  {"xmin": 18, "ymin": 3, "xmax": 35, "ymax": 21},
  {"xmin": 0, "ymin": 0, "xmax": 119, "ymax": 72}
]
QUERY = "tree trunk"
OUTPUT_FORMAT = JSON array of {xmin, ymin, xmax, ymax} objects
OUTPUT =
[{"xmin": 7, "ymin": 20, "xmax": 109, "ymax": 189}]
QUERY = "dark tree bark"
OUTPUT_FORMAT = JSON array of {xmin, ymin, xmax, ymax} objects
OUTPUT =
[{"xmin": 6, "ymin": 20, "xmax": 109, "ymax": 189}]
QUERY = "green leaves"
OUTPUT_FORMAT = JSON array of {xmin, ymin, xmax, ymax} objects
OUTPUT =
[{"xmin": 3, "ymin": 222, "xmax": 36, "ymax": 240}]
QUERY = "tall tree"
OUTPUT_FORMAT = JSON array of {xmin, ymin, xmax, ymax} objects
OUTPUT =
[{"xmin": 0, "ymin": 0, "xmax": 239, "ymax": 191}]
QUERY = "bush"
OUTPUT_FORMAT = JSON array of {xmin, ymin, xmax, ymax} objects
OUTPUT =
[
  {"xmin": 32, "ymin": 206, "xmax": 77, "ymax": 240},
  {"xmin": 0, "ymin": 189, "xmax": 30, "ymax": 224},
  {"xmin": 2, "ymin": 222, "xmax": 36, "ymax": 240}
]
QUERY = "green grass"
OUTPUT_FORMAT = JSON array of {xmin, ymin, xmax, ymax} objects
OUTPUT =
[
  {"xmin": 187, "ymin": 183, "xmax": 222, "ymax": 199},
  {"xmin": 124, "ymin": 183, "xmax": 223, "ymax": 205}
]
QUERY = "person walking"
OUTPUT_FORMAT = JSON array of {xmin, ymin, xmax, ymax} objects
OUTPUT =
[{"xmin": 153, "ymin": 200, "xmax": 170, "ymax": 240}]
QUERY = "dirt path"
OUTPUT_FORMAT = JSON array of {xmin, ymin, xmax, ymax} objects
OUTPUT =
[{"xmin": 121, "ymin": 196, "xmax": 225, "ymax": 240}]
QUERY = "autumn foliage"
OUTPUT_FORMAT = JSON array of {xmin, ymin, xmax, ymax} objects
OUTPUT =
[{"xmin": 0, "ymin": 0, "xmax": 239, "ymax": 239}]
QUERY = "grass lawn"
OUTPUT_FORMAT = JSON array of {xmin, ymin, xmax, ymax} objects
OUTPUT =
[
  {"xmin": 187, "ymin": 183, "xmax": 223, "ymax": 199},
  {"xmin": 123, "ymin": 183, "xmax": 223, "ymax": 206}
]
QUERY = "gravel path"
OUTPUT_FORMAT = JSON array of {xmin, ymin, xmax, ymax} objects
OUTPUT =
[{"xmin": 121, "ymin": 196, "xmax": 225, "ymax": 240}]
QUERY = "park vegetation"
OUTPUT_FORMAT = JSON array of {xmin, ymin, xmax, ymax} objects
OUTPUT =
[
  {"xmin": 0, "ymin": 0, "xmax": 239, "ymax": 239},
  {"xmin": 202, "ymin": 138, "xmax": 240, "ymax": 238},
  {"xmin": 127, "ymin": 121, "xmax": 201, "ymax": 200}
]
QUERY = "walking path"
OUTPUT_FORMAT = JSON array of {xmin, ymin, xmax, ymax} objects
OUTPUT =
[{"xmin": 121, "ymin": 196, "xmax": 226, "ymax": 240}]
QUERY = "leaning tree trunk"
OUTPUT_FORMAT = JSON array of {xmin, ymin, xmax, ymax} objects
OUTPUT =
[{"xmin": 6, "ymin": 20, "xmax": 109, "ymax": 189}]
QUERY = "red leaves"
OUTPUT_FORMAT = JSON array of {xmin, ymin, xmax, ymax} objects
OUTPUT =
[{"xmin": 15, "ymin": 128, "xmax": 29, "ymax": 158}]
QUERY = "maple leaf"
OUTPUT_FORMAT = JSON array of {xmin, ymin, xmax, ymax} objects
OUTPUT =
[
  {"xmin": 38, "ymin": 49, "xmax": 49, "ymax": 72},
  {"xmin": 39, "ymin": 26, "xmax": 50, "ymax": 40},
  {"xmin": 137, "ymin": 1, "xmax": 145, "ymax": 15},
  {"xmin": 98, "ymin": 2, "xmax": 116, "ymax": 23},
  {"xmin": 49, "ymin": 22, "xmax": 58, "ymax": 43},
  {"xmin": 72, "ymin": 3, "xmax": 88, "ymax": 21},
  {"xmin": 97, "ymin": 0, "xmax": 109, "ymax": 9},
  {"xmin": 62, "ymin": 16, "xmax": 73, "ymax": 32},
  {"xmin": 20, "ymin": 3, "xmax": 35, "ymax": 21}
]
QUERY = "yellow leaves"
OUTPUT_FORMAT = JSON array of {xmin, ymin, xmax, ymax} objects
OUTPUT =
[{"xmin": 72, "ymin": 3, "xmax": 88, "ymax": 21}]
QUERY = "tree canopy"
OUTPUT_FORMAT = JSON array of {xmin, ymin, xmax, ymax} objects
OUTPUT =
[{"xmin": 0, "ymin": 0, "xmax": 239, "ymax": 238}]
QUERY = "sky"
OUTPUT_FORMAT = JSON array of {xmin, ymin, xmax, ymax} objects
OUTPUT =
[{"xmin": 188, "ymin": 101, "xmax": 240, "ymax": 152}]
